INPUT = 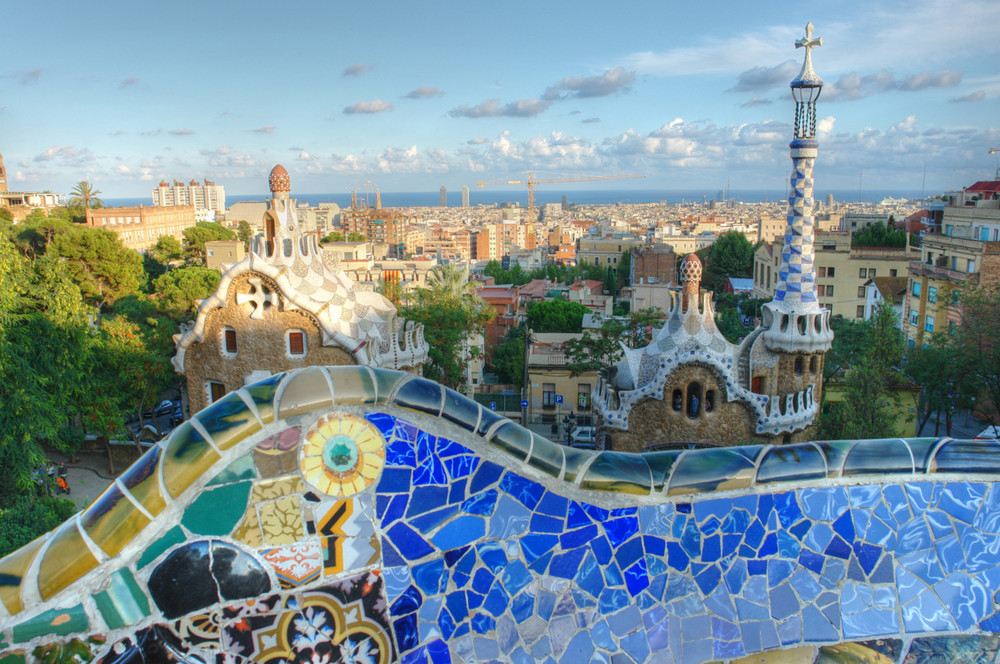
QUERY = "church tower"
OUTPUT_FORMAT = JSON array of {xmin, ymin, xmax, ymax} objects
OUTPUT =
[
  {"xmin": 757, "ymin": 23, "xmax": 833, "ymax": 394},
  {"xmin": 0, "ymin": 152, "xmax": 8, "ymax": 194}
]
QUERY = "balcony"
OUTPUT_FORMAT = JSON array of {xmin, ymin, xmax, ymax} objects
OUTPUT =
[{"xmin": 908, "ymin": 261, "xmax": 976, "ymax": 284}]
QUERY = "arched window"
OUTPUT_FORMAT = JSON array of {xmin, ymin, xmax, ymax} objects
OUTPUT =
[
  {"xmin": 794, "ymin": 357, "xmax": 803, "ymax": 374},
  {"xmin": 809, "ymin": 356, "xmax": 818, "ymax": 373},
  {"xmin": 687, "ymin": 383, "xmax": 702, "ymax": 419},
  {"xmin": 672, "ymin": 389, "xmax": 683, "ymax": 411},
  {"xmin": 705, "ymin": 389, "xmax": 715, "ymax": 413},
  {"xmin": 797, "ymin": 316, "xmax": 806, "ymax": 335}
]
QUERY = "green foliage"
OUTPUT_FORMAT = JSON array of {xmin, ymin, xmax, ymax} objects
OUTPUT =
[
  {"xmin": 491, "ymin": 324, "xmax": 526, "ymax": 386},
  {"xmin": 852, "ymin": 219, "xmax": 907, "ymax": 248},
  {"xmin": 12, "ymin": 210, "xmax": 73, "ymax": 257},
  {"xmin": 153, "ymin": 266, "xmax": 221, "ymax": 317},
  {"xmin": 713, "ymin": 292, "xmax": 767, "ymax": 343},
  {"xmin": 563, "ymin": 308, "xmax": 664, "ymax": 375},
  {"xmin": 956, "ymin": 285, "xmax": 1000, "ymax": 422},
  {"xmin": 483, "ymin": 260, "xmax": 606, "ymax": 287},
  {"xmin": 321, "ymin": 231, "xmax": 345, "ymax": 243},
  {"xmin": 52, "ymin": 227, "xmax": 145, "ymax": 307},
  {"xmin": 0, "ymin": 496, "xmax": 77, "ymax": 557},
  {"xmin": 906, "ymin": 331, "xmax": 977, "ymax": 435},
  {"xmin": 182, "ymin": 221, "xmax": 236, "ymax": 262},
  {"xmin": 347, "ymin": 232, "xmax": 366, "ymax": 242},
  {"xmin": 819, "ymin": 302, "xmax": 905, "ymax": 439},
  {"xmin": 526, "ymin": 299, "xmax": 589, "ymax": 333},
  {"xmin": 822, "ymin": 315, "xmax": 867, "ymax": 387},
  {"xmin": 704, "ymin": 231, "xmax": 755, "ymax": 291},
  {"xmin": 237, "ymin": 220, "xmax": 253, "ymax": 250},
  {"xmin": 149, "ymin": 235, "xmax": 184, "ymax": 265},
  {"xmin": 68, "ymin": 181, "xmax": 103, "ymax": 210}
]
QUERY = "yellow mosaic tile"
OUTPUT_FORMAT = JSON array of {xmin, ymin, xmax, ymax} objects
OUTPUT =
[
  {"xmin": 36, "ymin": 521, "xmax": 99, "ymax": 601},
  {"xmin": 230, "ymin": 508, "xmax": 264, "ymax": 548},
  {"xmin": 276, "ymin": 367, "xmax": 334, "ymax": 420},
  {"xmin": 0, "ymin": 536, "xmax": 46, "ymax": 615},
  {"xmin": 258, "ymin": 495, "xmax": 304, "ymax": 545},
  {"xmin": 119, "ymin": 446, "xmax": 166, "ymax": 517},
  {"xmin": 80, "ymin": 484, "xmax": 151, "ymax": 558},
  {"xmin": 195, "ymin": 391, "xmax": 263, "ymax": 451},
  {"xmin": 251, "ymin": 476, "xmax": 306, "ymax": 503},
  {"xmin": 300, "ymin": 414, "xmax": 385, "ymax": 498},
  {"xmin": 161, "ymin": 422, "xmax": 222, "ymax": 499}
]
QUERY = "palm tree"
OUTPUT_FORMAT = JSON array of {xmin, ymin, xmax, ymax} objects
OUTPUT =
[
  {"xmin": 69, "ymin": 181, "xmax": 103, "ymax": 209},
  {"xmin": 425, "ymin": 263, "xmax": 474, "ymax": 301}
]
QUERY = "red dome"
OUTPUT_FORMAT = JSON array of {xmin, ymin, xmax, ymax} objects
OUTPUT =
[{"xmin": 269, "ymin": 165, "xmax": 291, "ymax": 193}]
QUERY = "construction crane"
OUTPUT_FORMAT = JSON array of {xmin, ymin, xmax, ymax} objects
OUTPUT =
[{"xmin": 477, "ymin": 171, "xmax": 645, "ymax": 222}]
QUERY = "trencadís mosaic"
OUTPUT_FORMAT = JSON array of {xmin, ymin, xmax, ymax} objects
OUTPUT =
[{"xmin": 2, "ymin": 367, "xmax": 1000, "ymax": 664}]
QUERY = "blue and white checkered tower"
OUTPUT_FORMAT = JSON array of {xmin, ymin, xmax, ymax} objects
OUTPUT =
[{"xmin": 761, "ymin": 23, "xmax": 834, "ymax": 353}]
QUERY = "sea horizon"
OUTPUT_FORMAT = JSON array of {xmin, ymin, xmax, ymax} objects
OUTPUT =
[{"xmin": 103, "ymin": 188, "xmax": 930, "ymax": 210}]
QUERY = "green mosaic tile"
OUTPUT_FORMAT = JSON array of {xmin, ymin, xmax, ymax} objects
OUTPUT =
[
  {"xmin": 641, "ymin": 451, "xmax": 683, "ymax": 492},
  {"xmin": 392, "ymin": 377, "xmax": 444, "ymax": 417},
  {"xmin": 277, "ymin": 367, "xmax": 334, "ymax": 420},
  {"xmin": 161, "ymin": 421, "xmax": 222, "ymax": 499},
  {"xmin": 0, "ymin": 536, "xmax": 45, "ymax": 615},
  {"xmin": 580, "ymin": 452, "xmax": 652, "ymax": 495},
  {"xmin": 667, "ymin": 448, "xmax": 757, "ymax": 496},
  {"xmin": 195, "ymin": 390, "xmax": 262, "ymax": 451},
  {"xmin": 561, "ymin": 446, "xmax": 593, "ymax": 484},
  {"xmin": 80, "ymin": 482, "xmax": 151, "ymax": 558},
  {"xmin": 181, "ymin": 480, "xmax": 252, "ymax": 536},
  {"xmin": 119, "ymin": 445, "xmax": 166, "ymax": 517},
  {"xmin": 136, "ymin": 525, "xmax": 187, "ymax": 570},
  {"xmin": 371, "ymin": 367, "xmax": 408, "ymax": 405},
  {"xmin": 0, "ymin": 651, "xmax": 25, "ymax": 664},
  {"xmin": 755, "ymin": 443, "xmax": 827, "ymax": 485},
  {"xmin": 327, "ymin": 366, "xmax": 376, "ymax": 406},
  {"xmin": 36, "ymin": 521, "xmax": 99, "ymax": 601},
  {"xmin": 207, "ymin": 454, "xmax": 258, "ymax": 486},
  {"xmin": 525, "ymin": 435, "xmax": 564, "ymax": 478},
  {"xmin": 842, "ymin": 438, "xmax": 914, "ymax": 477},
  {"xmin": 91, "ymin": 569, "xmax": 150, "ymax": 629},
  {"xmin": 442, "ymin": 387, "xmax": 481, "ymax": 433},
  {"xmin": 242, "ymin": 371, "xmax": 285, "ymax": 424},
  {"xmin": 11, "ymin": 605, "xmax": 88, "ymax": 643},
  {"xmin": 486, "ymin": 421, "xmax": 532, "ymax": 462}
]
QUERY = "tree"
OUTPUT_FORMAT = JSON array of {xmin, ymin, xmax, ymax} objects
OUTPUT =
[
  {"xmin": 68, "ymin": 181, "xmax": 103, "ymax": 210},
  {"xmin": 906, "ymin": 332, "xmax": 976, "ymax": 435},
  {"xmin": 153, "ymin": 266, "xmax": 221, "ymax": 317},
  {"xmin": 425, "ymin": 263, "xmax": 475, "ymax": 303},
  {"xmin": 526, "ymin": 299, "xmax": 589, "ymax": 333},
  {"xmin": 820, "ymin": 302, "xmax": 905, "ymax": 439},
  {"xmin": 615, "ymin": 249, "xmax": 632, "ymax": 295},
  {"xmin": 821, "ymin": 315, "xmax": 867, "ymax": 390},
  {"xmin": 956, "ymin": 285, "xmax": 1000, "ymax": 423},
  {"xmin": 491, "ymin": 324, "xmax": 527, "ymax": 386},
  {"xmin": 321, "ymin": 231, "xmax": 345, "ymax": 244},
  {"xmin": 563, "ymin": 308, "xmax": 664, "ymax": 375},
  {"xmin": 347, "ymin": 232, "xmax": 366, "ymax": 242},
  {"xmin": 852, "ymin": 221, "xmax": 906, "ymax": 248},
  {"xmin": 706, "ymin": 231, "xmax": 755, "ymax": 291},
  {"xmin": 182, "ymin": 221, "xmax": 236, "ymax": 262},
  {"xmin": 52, "ymin": 227, "xmax": 145, "ymax": 307},
  {"xmin": 237, "ymin": 220, "xmax": 253, "ymax": 250}
]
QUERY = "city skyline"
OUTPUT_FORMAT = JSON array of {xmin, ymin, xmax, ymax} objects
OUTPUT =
[{"xmin": 3, "ymin": 0, "xmax": 999, "ymax": 198}]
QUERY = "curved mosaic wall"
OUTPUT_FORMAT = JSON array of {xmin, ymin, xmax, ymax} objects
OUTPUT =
[{"xmin": 2, "ymin": 366, "xmax": 1000, "ymax": 664}]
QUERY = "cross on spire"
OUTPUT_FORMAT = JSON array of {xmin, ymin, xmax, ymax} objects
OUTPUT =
[
  {"xmin": 796, "ymin": 22, "xmax": 822, "ymax": 53},
  {"xmin": 793, "ymin": 22, "xmax": 823, "ymax": 87}
]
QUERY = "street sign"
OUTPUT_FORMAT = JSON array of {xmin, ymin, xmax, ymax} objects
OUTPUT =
[
  {"xmin": 555, "ymin": 394, "xmax": 563, "ymax": 404},
  {"xmin": 489, "ymin": 402, "xmax": 497, "ymax": 411},
  {"xmin": 520, "ymin": 400, "xmax": 529, "ymax": 408}
]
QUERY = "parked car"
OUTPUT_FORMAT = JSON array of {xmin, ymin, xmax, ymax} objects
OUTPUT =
[
  {"xmin": 569, "ymin": 426, "xmax": 597, "ymax": 444},
  {"xmin": 154, "ymin": 400, "xmax": 176, "ymax": 417},
  {"xmin": 976, "ymin": 426, "xmax": 1000, "ymax": 440}
]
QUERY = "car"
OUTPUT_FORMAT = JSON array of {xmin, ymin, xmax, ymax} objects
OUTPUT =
[
  {"xmin": 569, "ymin": 426, "xmax": 597, "ymax": 444},
  {"xmin": 976, "ymin": 425, "xmax": 1000, "ymax": 440},
  {"xmin": 154, "ymin": 400, "xmax": 176, "ymax": 417}
]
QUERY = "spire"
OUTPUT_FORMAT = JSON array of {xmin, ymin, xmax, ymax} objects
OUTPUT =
[{"xmin": 760, "ymin": 23, "xmax": 833, "ymax": 353}]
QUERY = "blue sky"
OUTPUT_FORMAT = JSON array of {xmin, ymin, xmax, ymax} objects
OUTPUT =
[{"xmin": 4, "ymin": 0, "xmax": 999, "ymax": 198}]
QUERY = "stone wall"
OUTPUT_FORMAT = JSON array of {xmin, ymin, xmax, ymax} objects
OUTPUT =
[{"xmin": 183, "ymin": 273, "xmax": 355, "ymax": 413}]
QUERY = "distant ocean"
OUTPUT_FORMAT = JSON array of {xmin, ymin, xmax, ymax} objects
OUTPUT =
[{"xmin": 104, "ymin": 188, "xmax": 928, "ymax": 210}]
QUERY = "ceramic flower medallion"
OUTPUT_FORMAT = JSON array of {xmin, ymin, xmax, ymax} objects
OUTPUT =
[{"xmin": 299, "ymin": 414, "xmax": 385, "ymax": 497}]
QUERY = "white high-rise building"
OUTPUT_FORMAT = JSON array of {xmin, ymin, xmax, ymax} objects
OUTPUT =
[
  {"xmin": 152, "ymin": 179, "xmax": 226, "ymax": 221},
  {"xmin": 462, "ymin": 185, "xmax": 470, "ymax": 208}
]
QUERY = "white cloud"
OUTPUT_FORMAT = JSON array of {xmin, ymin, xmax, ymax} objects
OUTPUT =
[
  {"xmin": 404, "ymin": 86, "xmax": 444, "ymax": 99},
  {"xmin": 449, "ymin": 97, "xmax": 552, "ymax": 118},
  {"xmin": 544, "ymin": 68, "xmax": 635, "ymax": 100},
  {"xmin": 343, "ymin": 100, "xmax": 394, "ymax": 114}
]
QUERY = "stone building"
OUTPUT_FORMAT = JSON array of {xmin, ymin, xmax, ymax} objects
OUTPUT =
[
  {"xmin": 172, "ymin": 165, "xmax": 429, "ymax": 413},
  {"xmin": 593, "ymin": 24, "xmax": 833, "ymax": 450},
  {"xmin": 85, "ymin": 205, "xmax": 197, "ymax": 251}
]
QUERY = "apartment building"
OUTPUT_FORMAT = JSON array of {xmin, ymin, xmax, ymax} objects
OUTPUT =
[
  {"xmin": 475, "ymin": 222, "xmax": 538, "ymax": 261},
  {"xmin": 754, "ymin": 231, "xmax": 916, "ymax": 320},
  {"xmin": 341, "ymin": 208, "xmax": 413, "ymax": 258},
  {"xmin": 576, "ymin": 236, "xmax": 645, "ymax": 267},
  {"xmin": 86, "ymin": 204, "xmax": 197, "ymax": 251},
  {"xmin": 153, "ymin": 179, "xmax": 226, "ymax": 218},
  {"xmin": 525, "ymin": 332, "xmax": 598, "ymax": 426}
]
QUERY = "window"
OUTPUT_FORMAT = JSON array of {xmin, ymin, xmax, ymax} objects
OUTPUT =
[
  {"xmin": 968, "ymin": 259, "xmax": 976, "ymax": 274},
  {"xmin": 704, "ymin": 390, "xmax": 715, "ymax": 413},
  {"xmin": 859, "ymin": 268, "xmax": 867, "ymax": 278},
  {"xmin": 577, "ymin": 384, "xmax": 590, "ymax": 409},
  {"xmin": 687, "ymin": 383, "xmax": 702, "ymax": 419},
  {"xmin": 857, "ymin": 305, "xmax": 866, "ymax": 318},
  {"xmin": 223, "ymin": 327, "xmax": 238, "ymax": 355},
  {"xmin": 909, "ymin": 311, "xmax": 918, "ymax": 326},
  {"xmin": 889, "ymin": 269, "xmax": 898, "ymax": 277},
  {"xmin": 819, "ymin": 267, "xmax": 827, "ymax": 278},
  {"xmin": 927, "ymin": 286, "xmax": 937, "ymax": 304},
  {"xmin": 869, "ymin": 269, "xmax": 876, "ymax": 278},
  {"xmin": 925, "ymin": 316, "xmax": 934, "ymax": 333},
  {"xmin": 543, "ymin": 383, "xmax": 556, "ymax": 409},
  {"xmin": 287, "ymin": 330, "xmax": 307, "ymax": 357},
  {"xmin": 827, "ymin": 267, "xmax": 835, "ymax": 277},
  {"xmin": 794, "ymin": 357, "xmax": 803, "ymax": 374},
  {"xmin": 825, "ymin": 285, "xmax": 834, "ymax": 296},
  {"xmin": 672, "ymin": 389, "xmax": 683, "ymax": 411},
  {"xmin": 912, "ymin": 282, "xmax": 921, "ymax": 297},
  {"xmin": 809, "ymin": 356, "xmax": 818, "ymax": 373},
  {"xmin": 858, "ymin": 286, "xmax": 867, "ymax": 298},
  {"xmin": 208, "ymin": 381, "xmax": 226, "ymax": 404},
  {"xmin": 817, "ymin": 285, "xmax": 825, "ymax": 296}
]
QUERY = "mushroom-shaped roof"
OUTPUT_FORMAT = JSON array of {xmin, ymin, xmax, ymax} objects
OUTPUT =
[
  {"xmin": 269, "ymin": 164, "xmax": 291, "ymax": 193},
  {"xmin": 679, "ymin": 253, "xmax": 703, "ymax": 284}
]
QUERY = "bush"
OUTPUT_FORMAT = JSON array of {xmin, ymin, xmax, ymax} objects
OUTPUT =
[{"xmin": 0, "ymin": 496, "xmax": 77, "ymax": 557}]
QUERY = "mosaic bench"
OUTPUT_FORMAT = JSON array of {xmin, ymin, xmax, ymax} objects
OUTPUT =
[{"xmin": 2, "ymin": 366, "xmax": 1000, "ymax": 664}]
